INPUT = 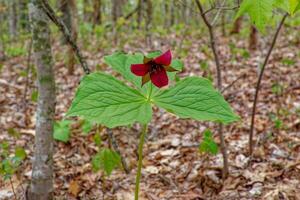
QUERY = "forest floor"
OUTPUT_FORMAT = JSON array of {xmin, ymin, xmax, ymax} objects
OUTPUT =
[{"xmin": 1, "ymin": 28, "xmax": 300, "ymax": 200}]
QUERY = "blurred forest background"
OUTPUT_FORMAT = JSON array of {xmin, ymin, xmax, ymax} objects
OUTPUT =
[{"xmin": 0, "ymin": 0, "xmax": 300, "ymax": 199}]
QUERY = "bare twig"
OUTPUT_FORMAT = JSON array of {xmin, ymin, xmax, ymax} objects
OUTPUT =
[
  {"xmin": 40, "ymin": 0, "xmax": 91, "ymax": 74},
  {"xmin": 107, "ymin": 129, "xmax": 130, "ymax": 174},
  {"xmin": 9, "ymin": 178, "xmax": 17, "ymax": 200},
  {"xmin": 221, "ymin": 74, "xmax": 246, "ymax": 93},
  {"xmin": 125, "ymin": 5, "xmax": 139, "ymax": 20},
  {"xmin": 195, "ymin": 0, "xmax": 228, "ymax": 179},
  {"xmin": 211, "ymin": 0, "xmax": 226, "ymax": 26},
  {"xmin": 214, "ymin": 6, "xmax": 239, "ymax": 11},
  {"xmin": 249, "ymin": 13, "xmax": 288, "ymax": 155}
]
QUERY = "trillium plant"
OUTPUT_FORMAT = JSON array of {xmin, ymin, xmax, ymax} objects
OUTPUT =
[{"xmin": 67, "ymin": 50, "xmax": 239, "ymax": 200}]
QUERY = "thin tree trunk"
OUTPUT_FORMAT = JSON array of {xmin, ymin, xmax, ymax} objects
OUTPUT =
[
  {"xmin": 19, "ymin": 0, "xmax": 30, "ymax": 30},
  {"xmin": 27, "ymin": 0, "xmax": 55, "ymax": 199},
  {"xmin": 8, "ymin": 0, "xmax": 18, "ymax": 39},
  {"xmin": 181, "ymin": 0, "xmax": 187, "ymax": 24},
  {"xmin": 249, "ymin": 25, "xmax": 258, "ymax": 50},
  {"xmin": 83, "ymin": 0, "xmax": 92, "ymax": 22},
  {"xmin": 164, "ymin": 1, "xmax": 169, "ymax": 27},
  {"xmin": 93, "ymin": 0, "xmax": 102, "ymax": 25},
  {"xmin": 58, "ymin": 0, "xmax": 72, "ymax": 45},
  {"xmin": 112, "ymin": 0, "xmax": 122, "ymax": 43},
  {"xmin": 195, "ymin": 0, "xmax": 228, "ymax": 179},
  {"xmin": 145, "ymin": 0, "xmax": 152, "ymax": 46},
  {"xmin": 249, "ymin": 14, "xmax": 288, "ymax": 155},
  {"xmin": 170, "ymin": 1, "xmax": 175, "ymax": 27},
  {"xmin": 58, "ymin": 0, "xmax": 77, "ymax": 75},
  {"xmin": 0, "ymin": 10, "xmax": 6, "ymax": 61},
  {"xmin": 137, "ymin": 0, "xmax": 143, "ymax": 28}
]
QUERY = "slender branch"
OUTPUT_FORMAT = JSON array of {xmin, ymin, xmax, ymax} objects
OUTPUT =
[
  {"xmin": 221, "ymin": 74, "xmax": 246, "ymax": 93},
  {"xmin": 211, "ymin": 0, "xmax": 226, "ymax": 26},
  {"xmin": 195, "ymin": 0, "xmax": 221, "ymax": 89},
  {"xmin": 9, "ymin": 178, "xmax": 17, "ymax": 200},
  {"xmin": 203, "ymin": 7, "xmax": 214, "ymax": 15},
  {"xmin": 107, "ymin": 129, "xmax": 130, "ymax": 174},
  {"xmin": 40, "ymin": 0, "xmax": 91, "ymax": 74},
  {"xmin": 214, "ymin": 6, "xmax": 239, "ymax": 11},
  {"xmin": 249, "ymin": 13, "xmax": 288, "ymax": 155},
  {"xmin": 195, "ymin": 0, "xmax": 228, "ymax": 179},
  {"xmin": 125, "ymin": 5, "xmax": 139, "ymax": 20}
]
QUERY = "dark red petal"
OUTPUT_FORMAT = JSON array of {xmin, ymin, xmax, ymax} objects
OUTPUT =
[
  {"xmin": 153, "ymin": 50, "xmax": 172, "ymax": 66},
  {"xmin": 150, "ymin": 68, "xmax": 168, "ymax": 88},
  {"xmin": 131, "ymin": 64, "xmax": 150, "ymax": 76}
]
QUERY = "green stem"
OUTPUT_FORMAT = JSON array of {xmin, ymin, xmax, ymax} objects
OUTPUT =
[
  {"xmin": 147, "ymin": 84, "xmax": 153, "ymax": 101},
  {"xmin": 134, "ymin": 124, "xmax": 148, "ymax": 200}
]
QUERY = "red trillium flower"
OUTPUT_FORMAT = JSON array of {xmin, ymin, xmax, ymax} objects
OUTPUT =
[{"xmin": 130, "ymin": 50, "xmax": 177, "ymax": 88}]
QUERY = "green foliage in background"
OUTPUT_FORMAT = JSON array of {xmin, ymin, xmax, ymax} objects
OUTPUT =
[{"xmin": 199, "ymin": 129, "xmax": 219, "ymax": 155}]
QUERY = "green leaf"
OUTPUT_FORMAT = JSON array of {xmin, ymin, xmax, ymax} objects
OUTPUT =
[
  {"xmin": 146, "ymin": 50, "xmax": 162, "ymax": 58},
  {"xmin": 199, "ymin": 130, "xmax": 218, "ymax": 155},
  {"xmin": 81, "ymin": 119, "xmax": 93, "ymax": 135},
  {"xmin": 92, "ymin": 148, "xmax": 121, "ymax": 176},
  {"xmin": 104, "ymin": 52, "xmax": 182, "ymax": 93},
  {"xmin": 168, "ymin": 59, "xmax": 184, "ymax": 82},
  {"xmin": 104, "ymin": 52, "xmax": 142, "ymax": 88},
  {"xmin": 67, "ymin": 72, "xmax": 152, "ymax": 128},
  {"xmin": 54, "ymin": 120, "xmax": 72, "ymax": 143},
  {"xmin": 93, "ymin": 133, "xmax": 102, "ymax": 147},
  {"xmin": 7, "ymin": 128, "xmax": 20, "ymax": 138},
  {"xmin": 15, "ymin": 147, "xmax": 26, "ymax": 160},
  {"xmin": 170, "ymin": 59, "xmax": 184, "ymax": 71},
  {"xmin": 153, "ymin": 77, "xmax": 239, "ymax": 124},
  {"xmin": 274, "ymin": 0, "xmax": 300, "ymax": 14},
  {"xmin": 295, "ymin": 1, "xmax": 300, "ymax": 12},
  {"xmin": 235, "ymin": 0, "xmax": 275, "ymax": 32},
  {"xmin": 0, "ymin": 142, "xmax": 9, "ymax": 151},
  {"xmin": 1, "ymin": 159, "xmax": 14, "ymax": 179},
  {"xmin": 31, "ymin": 90, "xmax": 38, "ymax": 102}
]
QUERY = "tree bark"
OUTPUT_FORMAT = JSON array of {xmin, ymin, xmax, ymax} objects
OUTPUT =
[
  {"xmin": 145, "ymin": 0, "xmax": 152, "ymax": 46},
  {"xmin": 8, "ymin": 0, "xmax": 18, "ymax": 39},
  {"xmin": 137, "ymin": 0, "xmax": 143, "ymax": 28},
  {"xmin": 83, "ymin": 0, "xmax": 92, "ymax": 22},
  {"xmin": 27, "ymin": 0, "xmax": 55, "ymax": 199},
  {"xmin": 93, "ymin": 0, "xmax": 102, "ymax": 25},
  {"xmin": 112, "ymin": 0, "xmax": 123, "ymax": 43},
  {"xmin": 112, "ymin": 0, "xmax": 123, "ymax": 23},
  {"xmin": 170, "ymin": 1, "xmax": 175, "ymax": 27},
  {"xmin": 163, "ymin": 1, "xmax": 169, "ymax": 27},
  {"xmin": 0, "ymin": 8, "xmax": 6, "ymax": 61},
  {"xmin": 58, "ymin": 0, "xmax": 77, "ymax": 75},
  {"xmin": 19, "ymin": 0, "xmax": 30, "ymax": 30}
]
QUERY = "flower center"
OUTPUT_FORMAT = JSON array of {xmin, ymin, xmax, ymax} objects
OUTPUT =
[{"xmin": 149, "ymin": 62, "xmax": 162, "ymax": 74}]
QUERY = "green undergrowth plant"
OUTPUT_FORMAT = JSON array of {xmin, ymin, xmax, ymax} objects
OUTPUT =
[
  {"xmin": 66, "ymin": 50, "xmax": 239, "ymax": 199},
  {"xmin": 0, "ymin": 141, "xmax": 26, "ymax": 181},
  {"xmin": 199, "ymin": 129, "xmax": 219, "ymax": 155}
]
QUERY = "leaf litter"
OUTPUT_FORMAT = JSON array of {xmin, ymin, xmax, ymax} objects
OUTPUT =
[{"xmin": 0, "ymin": 30, "xmax": 300, "ymax": 199}]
